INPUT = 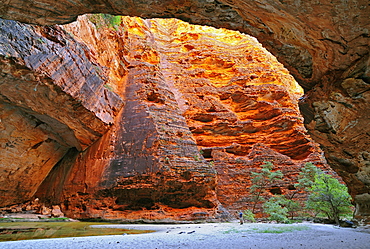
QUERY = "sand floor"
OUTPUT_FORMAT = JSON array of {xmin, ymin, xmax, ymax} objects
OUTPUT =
[{"xmin": 1, "ymin": 221, "xmax": 369, "ymax": 249}]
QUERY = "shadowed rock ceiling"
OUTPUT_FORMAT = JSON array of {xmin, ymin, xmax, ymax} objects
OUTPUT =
[{"xmin": 0, "ymin": 0, "xmax": 369, "ymax": 220}]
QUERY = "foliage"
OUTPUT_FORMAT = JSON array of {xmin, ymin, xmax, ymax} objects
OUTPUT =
[
  {"xmin": 254, "ymin": 225, "xmax": 309, "ymax": 233},
  {"xmin": 263, "ymin": 194, "xmax": 300, "ymax": 221},
  {"xmin": 283, "ymin": 198, "xmax": 301, "ymax": 219},
  {"xmin": 249, "ymin": 161, "xmax": 283, "ymax": 213},
  {"xmin": 245, "ymin": 161, "xmax": 353, "ymax": 225},
  {"xmin": 263, "ymin": 196, "xmax": 289, "ymax": 223},
  {"xmin": 87, "ymin": 14, "xmax": 122, "ymax": 30},
  {"xmin": 294, "ymin": 163, "xmax": 353, "ymax": 225},
  {"xmin": 242, "ymin": 209, "xmax": 256, "ymax": 222},
  {"xmin": 305, "ymin": 171, "xmax": 353, "ymax": 225},
  {"xmin": 295, "ymin": 162, "xmax": 321, "ymax": 190}
]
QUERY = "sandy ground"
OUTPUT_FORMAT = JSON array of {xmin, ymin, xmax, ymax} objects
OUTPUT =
[{"xmin": 0, "ymin": 221, "xmax": 369, "ymax": 249}]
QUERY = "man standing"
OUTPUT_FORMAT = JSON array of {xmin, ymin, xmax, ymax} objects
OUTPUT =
[{"xmin": 239, "ymin": 211, "xmax": 244, "ymax": 225}]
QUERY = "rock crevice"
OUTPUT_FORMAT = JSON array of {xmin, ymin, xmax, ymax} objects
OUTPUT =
[{"xmin": 0, "ymin": 0, "xmax": 369, "ymax": 220}]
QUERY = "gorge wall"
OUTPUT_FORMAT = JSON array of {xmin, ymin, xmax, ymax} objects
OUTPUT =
[
  {"xmin": 0, "ymin": 0, "xmax": 369, "ymax": 220},
  {"xmin": 0, "ymin": 19, "xmax": 123, "ymax": 206},
  {"xmin": 1, "ymin": 15, "xmax": 329, "ymax": 220}
]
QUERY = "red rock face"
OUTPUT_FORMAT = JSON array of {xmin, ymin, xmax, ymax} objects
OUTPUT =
[
  {"xmin": 2, "ymin": 5, "xmax": 369, "ymax": 218},
  {"xmin": 0, "ymin": 19, "xmax": 123, "ymax": 206},
  {"xmin": 1, "ymin": 0, "xmax": 369, "ymax": 219},
  {"xmin": 1, "ymin": 1, "xmax": 368, "ymax": 90},
  {"xmin": 146, "ymin": 18, "xmax": 330, "ymax": 212},
  {"xmin": 35, "ymin": 17, "xmax": 218, "ymax": 220},
  {"xmin": 33, "ymin": 16, "xmax": 330, "ymax": 220}
]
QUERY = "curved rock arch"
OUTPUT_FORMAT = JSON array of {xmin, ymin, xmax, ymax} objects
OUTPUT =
[{"xmin": 1, "ymin": 0, "xmax": 370, "ymax": 219}]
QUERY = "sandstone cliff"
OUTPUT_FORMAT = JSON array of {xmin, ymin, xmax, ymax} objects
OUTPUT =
[
  {"xmin": 0, "ymin": 0, "xmax": 369, "ymax": 221},
  {"xmin": 0, "ymin": 19, "xmax": 123, "ymax": 206},
  {"xmin": 1, "ymin": 1, "xmax": 369, "ymax": 219},
  {"xmin": 28, "ymin": 15, "xmax": 328, "ymax": 220},
  {"xmin": 1, "ymin": 1, "xmax": 369, "ymax": 90}
]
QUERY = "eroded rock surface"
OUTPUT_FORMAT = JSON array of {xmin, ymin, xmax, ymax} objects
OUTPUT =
[
  {"xmin": 1, "ymin": 1, "xmax": 369, "ymax": 89},
  {"xmin": 35, "ymin": 17, "xmax": 218, "ymax": 220},
  {"xmin": 30, "ymin": 16, "xmax": 328, "ymax": 220},
  {"xmin": 1, "ymin": 0, "xmax": 369, "ymax": 219},
  {"xmin": 0, "ymin": 19, "xmax": 123, "ymax": 206},
  {"xmin": 301, "ymin": 77, "xmax": 370, "ymax": 220},
  {"xmin": 146, "ymin": 18, "xmax": 329, "ymax": 211}
]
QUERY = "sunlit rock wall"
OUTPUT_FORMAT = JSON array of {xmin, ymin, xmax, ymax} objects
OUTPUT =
[
  {"xmin": 36, "ymin": 16, "xmax": 218, "ymax": 221},
  {"xmin": 34, "ymin": 16, "xmax": 330, "ymax": 220},
  {"xmin": 146, "ymin": 18, "xmax": 330, "ymax": 212},
  {"xmin": 1, "ymin": 0, "xmax": 369, "ymax": 219}
]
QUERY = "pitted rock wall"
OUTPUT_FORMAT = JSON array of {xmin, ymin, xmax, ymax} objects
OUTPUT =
[
  {"xmin": 146, "ymin": 18, "xmax": 330, "ymax": 211},
  {"xmin": 1, "ymin": 0, "xmax": 369, "ymax": 219},
  {"xmin": 36, "ymin": 16, "xmax": 218, "ymax": 220},
  {"xmin": 1, "ymin": 3, "xmax": 369, "ymax": 214},
  {"xmin": 34, "ymin": 16, "xmax": 330, "ymax": 219},
  {"xmin": 0, "ymin": 19, "xmax": 123, "ymax": 207}
]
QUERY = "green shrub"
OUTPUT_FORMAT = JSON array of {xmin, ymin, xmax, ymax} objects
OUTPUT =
[
  {"xmin": 87, "ymin": 14, "xmax": 122, "ymax": 30},
  {"xmin": 263, "ymin": 196, "xmax": 289, "ymax": 223},
  {"xmin": 242, "ymin": 210, "xmax": 256, "ymax": 222},
  {"xmin": 250, "ymin": 161, "xmax": 283, "ymax": 213},
  {"xmin": 306, "ymin": 171, "xmax": 353, "ymax": 225},
  {"xmin": 246, "ymin": 161, "xmax": 353, "ymax": 225},
  {"xmin": 295, "ymin": 162, "xmax": 321, "ymax": 190},
  {"xmin": 271, "ymin": 195, "xmax": 301, "ymax": 219}
]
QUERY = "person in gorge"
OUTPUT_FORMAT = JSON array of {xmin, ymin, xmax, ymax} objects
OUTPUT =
[{"xmin": 239, "ymin": 211, "xmax": 244, "ymax": 225}]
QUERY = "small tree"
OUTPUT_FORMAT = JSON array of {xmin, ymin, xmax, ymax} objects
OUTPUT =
[
  {"xmin": 295, "ymin": 162, "xmax": 321, "ymax": 190},
  {"xmin": 263, "ymin": 196, "xmax": 289, "ymax": 223},
  {"xmin": 306, "ymin": 172, "xmax": 353, "ymax": 225},
  {"xmin": 242, "ymin": 209, "xmax": 256, "ymax": 222},
  {"xmin": 288, "ymin": 162, "xmax": 323, "ymax": 217},
  {"xmin": 262, "ymin": 194, "xmax": 300, "ymax": 222},
  {"xmin": 282, "ymin": 197, "xmax": 301, "ymax": 220},
  {"xmin": 297, "ymin": 163, "xmax": 353, "ymax": 225},
  {"xmin": 250, "ymin": 161, "xmax": 283, "ymax": 213}
]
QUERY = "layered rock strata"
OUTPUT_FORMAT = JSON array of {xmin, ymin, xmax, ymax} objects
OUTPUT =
[
  {"xmin": 1, "ymin": 0, "xmax": 369, "ymax": 218},
  {"xmin": 33, "ymin": 16, "xmax": 328, "ymax": 219},
  {"xmin": 1, "ymin": 1, "xmax": 369, "ymax": 90},
  {"xmin": 146, "ymin": 18, "xmax": 329, "ymax": 211},
  {"xmin": 36, "ymin": 16, "xmax": 218, "ymax": 220},
  {"xmin": 0, "ymin": 19, "xmax": 123, "ymax": 206}
]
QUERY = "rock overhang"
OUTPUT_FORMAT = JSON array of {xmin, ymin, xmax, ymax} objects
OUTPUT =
[{"xmin": 0, "ymin": 0, "xmax": 369, "ymax": 221}]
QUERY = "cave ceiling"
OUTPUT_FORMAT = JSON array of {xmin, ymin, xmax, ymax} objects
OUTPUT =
[{"xmin": 0, "ymin": 0, "xmax": 370, "ymax": 219}]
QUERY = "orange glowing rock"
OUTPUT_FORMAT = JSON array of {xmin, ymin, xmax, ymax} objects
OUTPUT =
[
  {"xmin": 33, "ymin": 16, "xmax": 332, "ymax": 220},
  {"xmin": 1, "ymin": 0, "xmax": 369, "ymax": 222}
]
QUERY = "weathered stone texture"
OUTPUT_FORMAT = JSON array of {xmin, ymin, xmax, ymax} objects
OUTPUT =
[
  {"xmin": 1, "ymin": 1, "xmax": 369, "ymax": 90},
  {"xmin": 0, "ymin": 18, "xmax": 123, "ymax": 206},
  {"xmin": 146, "ymin": 18, "xmax": 329, "ymax": 211},
  {"xmin": 0, "ymin": 0, "xmax": 369, "ymax": 219},
  {"xmin": 31, "ymin": 16, "xmax": 329, "ymax": 219},
  {"xmin": 35, "ymin": 16, "xmax": 218, "ymax": 220},
  {"xmin": 0, "ymin": 19, "xmax": 123, "ymax": 131},
  {"xmin": 0, "ymin": 102, "xmax": 69, "ymax": 206},
  {"xmin": 301, "ymin": 77, "xmax": 370, "ymax": 219}
]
